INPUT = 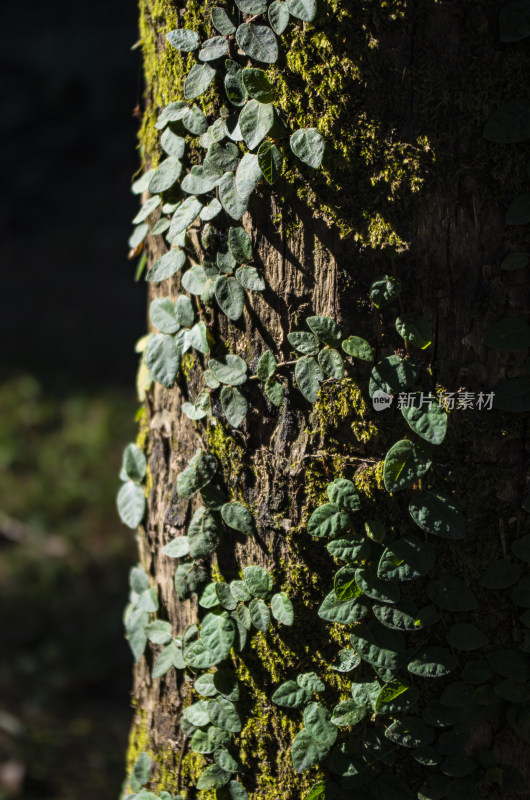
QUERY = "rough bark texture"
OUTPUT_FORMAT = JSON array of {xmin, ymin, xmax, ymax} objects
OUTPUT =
[{"xmin": 125, "ymin": 1, "xmax": 529, "ymax": 798}]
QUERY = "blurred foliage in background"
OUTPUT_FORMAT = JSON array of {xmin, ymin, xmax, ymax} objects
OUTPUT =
[{"xmin": 0, "ymin": 376, "xmax": 137, "ymax": 800}]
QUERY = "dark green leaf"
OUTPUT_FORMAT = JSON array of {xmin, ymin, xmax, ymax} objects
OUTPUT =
[
  {"xmin": 257, "ymin": 140, "xmax": 283, "ymax": 183},
  {"xmin": 197, "ymin": 764, "xmax": 232, "ymax": 790},
  {"xmin": 184, "ymin": 63, "xmax": 217, "ymax": 99},
  {"xmin": 149, "ymin": 298, "xmax": 178, "ymax": 334},
  {"xmin": 292, "ymin": 728, "xmax": 331, "ymax": 773},
  {"xmin": 269, "ymin": 0, "xmax": 290, "ymax": 34},
  {"xmin": 219, "ymin": 173, "xmax": 249, "ymax": 220},
  {"xmin": 215, "ymin": 275, "xmax": 246, "ymax": 320},
  {"xmin": 290, "ymin": 127, "xmax": 325, "ymax": 168},
  {"xmin": 177, "ymin": 449, "xmax": 218, "ymax": 498},
  {"xmin": 369, "ymin": 275, "xmax": 402, "ymax": 308},
  {"xmin": 272, "ymin": 680, "xmax": 310, "ymax": 707},
  {"xmin": 249, "ymin": 597, "xmax": 270, "ymax": 631},
  {"xmin": 308, "ymin": 503, "xmax": 351, "ymax": 538},
  {"xmin": 235, "ymin": 266, "xmax": 265, "ymax": 290},
  {"xmin": 401, "ymin": 402, "xmax": 448, "ymax": 445},
  {"xmin": 378, "ymin": 535, "xmax": 436, "ymax": 582},
  {"xmin": 369, "ymin": 355, "xmax": 419, "ymax": 397},
  {"xmin": 385, "ymin": 717, "xmax": 434, "ymax": 748},
  {"xmin": 355, "ymin": 566, "xmax": 400, "ymax": 604},
  {"xmin": 243, "ymin": 565, "xmax": 273, "ymax": 597},
  {"xmin": 147, "ymin": 157, "xmax": 182, "ymax": 194},
  {"xmin": 334, "ymin": 566, "xmax": 362, "ymax": 601},
  {"xmin": 383, "ymin": 439, "xmax": 432, "ymax": 492},
  {"xmin": 326, "ymin": 478, "xmax": 360, "ymax": 512},
  {"xmin": 166, "ymin": 28, "xmax": 199, "ymax": 50},
  {"xmin": 318, "ymin": 348, "xmax": 344, "ymax": 379},
  {"xmin": 481, "ymin": 558, "xmax": 521, "ymax": 588},
  {"xmin": 162, "ymin": 536, "xmax": 190, "ymax": 558},
  {"xmin": 395, "ymin": 315, "xmax": 432, "ymax": 349},
  {"xmin": 331, "ymin": 700, "xmax": 366, "ymax": 727},
  {"xmin": 212, "ymin": 7, "xmax": 236, "ymax": 35},
  {"xmin": 228, "ymin": 226, "xmax": 253, "ymax": 263},
  {"xmin": 257, "ymin": 350, "xmax": 276, "ymax": 381},
  {"xmin": 295, "ymin": 356, "xmax": 324, "ymax": 401},
  {"xmin": 221, "ymin": 385, "xmax": 248, "ymax": 428},
  {"xmin": 342, "ymin": 336, "xmax": 373, "ymax": 361},
  {"xmin": 209, "ymin": 354, "xmax": 247, "ymax": 386},
  {"xmin": 146, "ymin": 248, "xmax": 186, "ymax": 282},
  {"xmin": 318, "ymin": 591, "xmax": 369, "ymax": 625},
  {"xmin": 146, "ymin": 334, "xmax": 180, "ymax": 388},
  {"xmin": 427, "ymin": 574, "xmax": 478, "ymax": 612},
  {"xmin": 188, "ymin": 507, "xmax": 222, "ymax": 558},
  {"xmin": 331, "ymin": 649, "xmax": 361, "ymax": 672},
  {"xmin": 235, "ymin": 152, "xmax": 262, "ymax": 197},
  {"xmin": 221, "ymin": 502, "xmax": 253, "ymax": 535},
  {"xmin": 409, "ymin": 492, "xmax": 465, "ymax": 540},
  {"xmin": 235, "ymin": 24, "xmax": 279, "ymax": 63},
  {"xmin": 239, "ymin": 99, "xmax": 275, "ymax": 150},
  {"xmin": 271, "ymin": 592, "xmax": 294, "ymax": 625},
  {"xmin": 264, "ymin": 378, "xmax": 284, "ymax": 406},
  {"xmin": 130, "ymin": 752, "xmax": 151, "ymax": 792},
  {"xmin": 306, "ymin": 315, "xmax": 341, "ymax": 345},
  {"xmin": 501, "ymin": 251, "xmax": 529, "ymax": 271},
  {"xmin": 169, "ymin": 196, "xmax": 203, "ymax": 237},
  {"xmin": 122, "ymin": 443, "xmax": 147, "ymax": 483},
  {"xmin": 199, "ymin": 36, "xmax": 228, "ymax": 62},
  {"xmin": 242, "ymin": 68, "xmax": 275, "ymax": 103},
  {"xmin": 446, "ymin": 623, "xmax": 488, "ymax": 651},
  {"xmin": 288, "ymin": 331, "xmax": 320, "ymax": 355},
  {"xmin": 287, "ymin": 0, "xmax": 317, "ymax": 21},
  {"xmin": 326, "ymin": 535, "xmax": 369, "ymax": 563}
]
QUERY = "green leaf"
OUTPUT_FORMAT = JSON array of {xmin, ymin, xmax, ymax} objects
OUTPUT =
[
  {"xmin": 264, "ymin": 378, "xmax": 284, "ymax": 406},
  {"xmin": 122, "ymin": 443, "xmax": 147, "ymax": 483},
  {"xmin": 326, "ymin": 478, "xmax": 360, "ymax": 511},
  {"xmin": 330, "ymin": 700, "xmax": 366, "ymax": 727},
  {"xmin": 188, "ymin": 322, "xmax": 209, "ymax": 355},
  {"xmin": 269, "ymin": 0, "xmax": 290, "ymax": 34},
  {"xmin": 325, "ymin": 741, "xmax": 369, "ymax": 779},
  {"xmin": 385, "ymin": 717, "xmax": 434, "ymax": 748},
  {"xmin": 146, "ymin": 248, "xmax": 187, "ymax": 282},
  {"xmin": 197, "ymin": 765, "xmax": 232, "ymax": 791},
  {"xmin": 304, "ymin": 702, "xmax": 338, "ymax": 747},
  {"xmin": 407, "ymin": 647, "xmax": 458, "ymax": 678},
  {"xmin": 378, "ymin": 535, "xmax": 436, "ymax": 582},
  {"xmin": 334, "ymin": 566, "xmax": 362, "ymax": 602},
  {"xmin": 149, "ymin": 298, "xmax": 178, "ymax": 334},
  {"xmin": 306, "ymin": 315, "xmax": 341, "ymax": 345},
  {"xmin": 290, "ymin": 128, "xmax": 325, "ymax": 168},
  {"xmin": 383, "ymin": 439, "xmax": 432, "ymax": 493},
  {"xmin": 292, "ymin": 729, "xmax": 331, "ymax": 773},
  {"xmin": 350, "ymin": 620, "xmax": 405, "ymax": 672},
  {"xmin": 236, "ymin": 266, "xmax": 265, "ymax": 291},
  {"xmin": 374, "ymin": 680, "xmax": 410, "ymax": 712},
  {"xmin": 183, "ymin": 104, "xmax": 208, "ymax": 135},
  {"xmin": 258, "ymin": 141, "xmax": 283, "ymax": 183},
  {"xmin": 130, "ymin": 752, "xmax": 151, "ymax": 792},
  {"xmin": 439, "ymin": 682, "xmax": 476, "ymax": 708},
  {"xmin": 228, "ymin": 227, "xmax": 253, "ymax": 263},
  {"xmin": 215, "ymin": 583, "xmax": 238, "ymax": 611},
  {"xmin": 148, "ymin": 157, "xmax": 183, "ymax": 194},
  {"xmin": 117, "ymin": 481, "xmax": 146, "ymax": 528},
  {"xmin": 220, "ymin": 385, "xmax": 248, "ymax": 428},
  {"xmin": 395, "ymin": 315, "xmax": 432, "ymax": 349},
  {"xmin": 160, "ymin": 128, "xmax": 186, "ymax": 158},
  {"xmin": 484, "ymin": 100, "xmax": 530, "ymax": 143},
  {"xmin": 214, "ymin": 747, "xmax": 241, "ymax": 774},
  {"xmin": 212, "ymin": 7, "xmax": 236, "ymax": 34},
  {"xmin": 131, "ymin": 169, "xmax": 156, "ymax": 194},
  {"xmin": 272, "ymin": 680, "xmax": 309, "ymax": 707},
  {"xmin": 201, "ymin": 611, "xmax": 236, "ymax": 663},
  {"xmin": 166, "ymin": 28, "xmax": 199, "ymax": 51},
  {"xmin": 199, "ymin": 35, "xmax": 228, "ymax": 62},
  {"xmin": 162, "ymin": 536, "xmax": 190, "ymax": 558},
  {"xmin": 493, "ymin": 377, "xmax": 530, "ymax": 412},
  {"xmin": 318, "ymin": 591, "xmax": 369, "ymax": 625},
  {"xmin": 326, "ymin": 535, "xmax": 369, "ymax": 563},
  {"xmin": 287, "ymin": 0, "xmax": 317, "ymax": 21},
  {"xmin": 146, "ymin": 334, "xmax": 180, "ymax": 388},
  {"xmin": 501, "ymin": 251, "xmax": 529, "ymax": 271},
  {"xmin": 215, "ymin": 276, "xmax": 246, "ymax": 320},
  {"xmin": 213, "ymin": 669, "xmax": 240, "ymax": 701},
  {"xmin": 230, "ymin": 580, "xmax": 252, "ymax": 602},
  {"xmin": 308, "ymin": 503, "xmax": 352, "ymax": 538},
  {"xmin": 369, "ymin": 275, "xmax": 402, "ymax": 307},
  {"xmin": 341, "ymin": 336, "xmax": 373, "ymax": 361},
  {"xmin": 318, "ymin": 348, "xmax": 344, "ymax": 379},
  {"xmin": 208, "ymin": 697, "xmax": 242, "ymax": 733},
  {"xmin": 446, "ymin": 623, "xmax": 488, "ymax": 651},
  {"xmin": 270, "ymin": 592, "xmax": 294, "ymax": 625},
  {"xmin": 177, "ymin": 449, "xmax": 218, "ymax": 498},
  {"xmin": 132, "ymin": 196, "xmax": 161, "ymax": 224},
  {"xmin": 500, "ymin": 0, "xmax": 530, "ymax": 41},
  {"xmin": 249, "ymin": 597, "xmax": 270, "ymax": 631},
  {"xmin": 219, "ymin": 173, "xmax": 249, "ymax": 220},
  {"xmin": 372, "ymin": 774, "xmax": 414, "ymax": 800},
  {"xmin": 194, "ymin": 673, "xmax": 218, "ymax": 697},
  {"xmin": 288, "ymin": 331, "xmax": 320, "ymax": 355},
  {"xmin": 184, "ymin": 63, "xmax": 217, "ymax": 99},
  {"xmin": 369, "ymin": 355, "xmax": 419, "ymax": 397},
  {"xmin": 482, "ymin": 557, "xmax": 521, "ymax": 588},
  {"xmin": 225, "ymin": 65, "xmax": 248, "ymax": 107},
  {"xmin": 485, "ymin": 316, "xmax": 530, "ymax": 351},
  {"xmin": 207, "ymin": 142, "xmax": 240, "ymax": 173},
  {"xmin": 235, "ymin": 24, "xmax": 279, "ymax": 63},
  {"xmin": 487, "ymin": 648, "xmax": 529, "ymax": 681},
  {"xmin": 243, "ymin": 565, "xmax": 273, "ymax": 597},
  {"xmin": 235, "ymin": 152, "xmax": 262, "ymax": 197},
  {"xmin": 295, "ymin": 356, "xmax": 324, "ymax": 402},
  {"xmin": 201, "ymin": 198, "xmax": 223, "ymax": 221},
  {"xmin": 150, "ymin": 217, "xmax": 170, "ymax": 236},
  {"xmin": 427, "ymin": 574, "xmax": 478, "ymax": 612},
  {"xmin": 182, "ymin": 265, "xmax": 208, "ymax": 295},
  {"xmin": 351, "ymin": 680, "xmax": 380, "ymax": 710},
  {"xmin": 188, "ymin": 508, "xmax": 222, "ymax": 558},
  {"xmin": 239, "ymin": 100, "xmax": 275, "ymax": 150},
  {"xmin": 209, "ymin": 354, "xmax": 248, "ymax": 386},
  {"xmin": 373, "ymin": 600, "xmax": 438, "ymax": 632},
  {"xmin": 184, "ymin": 699, "xmax": 211, "ymax": 727},
  {"xmin": 257, "ymin": 350, "xmax": 276, "ymax": 381},
  {"xmin": 235, "ymin": 0, "xmax": 267, "ymax": 11},
  {"xmin": 506, "ymin": 192, "xmax": 530, "ymax": 225},
  {"xmin": 409, "ymin": 492, "xmax": 465, "ymax": 540},
  {"xmin": 401, "ymin": 402, "xmax": 448, "ymax": 445},
  {"xmin": 152, "ymin": 640, "xmax": 183, "ymax": 677},
  {"xmin": 331, "ymin": 649, "xmax": 360, "ymax": 673},
  {"xmin": 298, "ymin": 672, "xmax": 325, "ymax": 693},
  {"xmin": 221, "ymin": 502, "xmax": 253, "ymax": 535},
  {"xmin": 128, "ymin": 223, "xmax": 149, "ymax": 249},
  {"xmin": 355, "ymin": 566, "xmax": 400, "ymax": 604},
  {"xmin": 169, "ymin": 196, "xmax": 203, "ymax": 237},
  {"xmin": 175, "ymin": 295, "xmax": 194, "ymax": 327},
  {"xmin": 242, "ymin": 68, "xmax": 275, "ymax": 103},
  {"xmin": 181, "ymin": 165, "xmax": 222, "ymax": 195}
]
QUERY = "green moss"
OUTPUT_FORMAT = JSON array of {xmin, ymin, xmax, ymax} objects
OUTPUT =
[
  {"xmin": 206, "ymin": 420, "xmax": 247, "ymax": 495},
  {"xmin": 125, "ymin": 710, "xmax": 150, "ymax": 788}
]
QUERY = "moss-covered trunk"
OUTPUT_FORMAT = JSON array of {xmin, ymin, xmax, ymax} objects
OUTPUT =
[{"xmin": 124, "ymin": 1, "xmax": 530, "ymax": 798}]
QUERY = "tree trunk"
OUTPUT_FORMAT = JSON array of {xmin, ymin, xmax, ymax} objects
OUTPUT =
[{"xmin": 124, "ymin": 1, "xmax": 530, "ymax": 798}]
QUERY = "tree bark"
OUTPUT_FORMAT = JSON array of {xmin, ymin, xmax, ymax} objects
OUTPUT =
[{"xmin": 125, "ymin": 1, "xmax": 530, "ymax": 798}]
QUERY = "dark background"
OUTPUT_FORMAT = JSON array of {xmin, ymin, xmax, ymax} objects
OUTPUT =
[{"xmin": 0, "ymin": 0, "xmax": 146, "ymax": 798}]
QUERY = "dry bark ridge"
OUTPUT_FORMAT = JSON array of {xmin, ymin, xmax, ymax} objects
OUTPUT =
[{"xmin": 127, "ymin": 1, "xmax": 530, "ymax": 797}]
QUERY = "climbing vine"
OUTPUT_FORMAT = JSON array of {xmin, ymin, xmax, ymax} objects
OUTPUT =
[{"xmin": 118, "ymin": 1, "xmax": 530, "ymax": 799}]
